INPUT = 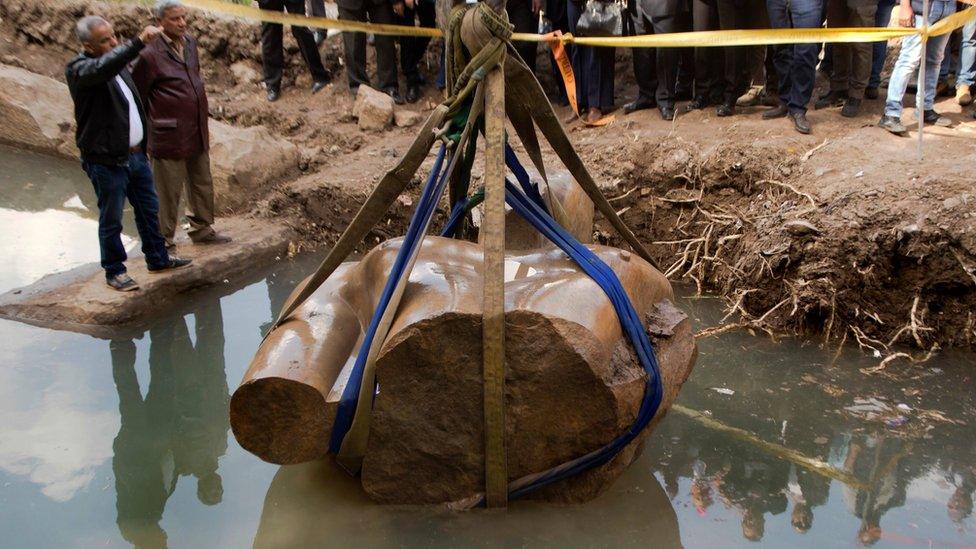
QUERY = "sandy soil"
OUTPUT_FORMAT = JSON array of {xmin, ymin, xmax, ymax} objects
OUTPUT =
[{"xmin": 2, "ymin": 0, "xmax": 974, "ymax": 354}]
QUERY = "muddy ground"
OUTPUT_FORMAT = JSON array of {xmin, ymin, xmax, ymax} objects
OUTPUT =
[{"xmin": 2, "ymin": 0, "xmax": 974, "ymax": 357}]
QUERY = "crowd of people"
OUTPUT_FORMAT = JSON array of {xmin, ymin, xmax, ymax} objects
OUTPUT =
[
  {"xmin": 65, "ymin": 0, "xmax": 973, "ymax": 290},
  {"xmin": 262, "ymin": 0, "xmax": 975, "ymax": 134}
]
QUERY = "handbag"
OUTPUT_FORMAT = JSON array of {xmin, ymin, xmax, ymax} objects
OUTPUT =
[{"xmin": 575, "ymin": 0, "xmax": 625, "ymax": 37}]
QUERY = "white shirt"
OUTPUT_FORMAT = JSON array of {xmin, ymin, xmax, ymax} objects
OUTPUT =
[{"xmin": 114, "ymin": 75, "xmax": 144, "ymax": 148}]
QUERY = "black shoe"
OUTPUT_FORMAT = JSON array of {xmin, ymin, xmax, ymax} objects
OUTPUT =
[
  {"xmin": 923, "ymin": 109, "xmax": 951, "ymax": 127},
  {"xmin": 864, "ymin": 86, "xmax": 879, "ymax": 100},
  {"xmin": 789, "ymin": 110, "xmax": 811, "ymax": 134},
  {"xmin": 383, "ymin": 87, "xmax": 404, "ymax": 105},
  {"xmin": 814, "ymin": 90, "xmax": 847, "ymax": 110},
  {"xmin": 267, "ymin": 87, "xmax": 280, "ymax": 102},
  {"xmin": 716, "ymin": 103, "xmax": 735, "ymax": 117},
  {"xmin": 878, "ymin": 114, "xmax": 907, "ymax": 135},
  {"xmin": 106, "ymin": 272, "xmax": 139, "ymax": 292},
  {"xmin": 311, "ymin": 80, "xmax": 329, "ymax": 94},
  {"xmin": 623, "ymin": 97, "xmax": 655, "ymax": 114},
  {"xmin": 659, "ymin": 105, "xmax": 675, "ymax": 121},
  {"xmin": 148, "ymin": 256, "xmax": 193, "ymax": 273},
  {"xmin": 840, "ymin": 98, "xmax": 862, "ymax": 118},
  {"xmin": 404, "ymin": 85, "xmax": 420, "ymax": 104},
  {"xmin": 685, "ymin": 96, "xmax": 708, "ymax": 111},
  {"xmin": 762, "ymin": 104, "xmax": 788, "ymax": 119}
]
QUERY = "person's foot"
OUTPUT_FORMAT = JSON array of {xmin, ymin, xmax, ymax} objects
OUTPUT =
[
  {"xmin": 814, "ymin": 90, "xmax": 847, "ymax": 110},
  {"xmin": 623, "ymin": 97, "xmax": 655, "ymax": 114},
  {"xmin": 311, "ymin": 80, "xmax": 329, "ymax": 94},
  {"xmin": 405, "ymin": 85, "xmax": 420, "ymax": 104},
  {"xmin": 864, "ymin": 86, "xmax": 879, "ymax": 100},
  {"xmin": 584, "ymin": 107, "xmax": 603, "ymax": 124},
  {"xmin": 956, "ymin": 84, "xmax": 973, "ymax": 106},
  {"xmin": 788, "ymin": 110, "xmax": 811, "ymax": 134},
  {"xmin": 716, "ymin": 103, "xmax": 735, "ymax": 117},
  {"xmin": 840, "ymin": 97, "xmax": 862, "ymax": 118},
  {"xmin": 685, "ymin": 96, "xmax": 708, "ymax": 111},
  {"xmin": 736, "ymin": 86, "xmax": 762, "ymax": 107},
  {"xmin": 267, "ymin": 87, "xmax": 280, "ymax": 102},
  {"xmin": 922, "ymin": 109, "xmax": 951, "ymax": 127},
  {"xmin": 878, "ymin": 114, "xmax": 907, "ymax": 135},
  {"xmin": 762, "ymin": 104, "xmax": 788, "ymax": 119},
  {"xmin": 193, "ymin": 232, "xmax": 232, "ymax": 245},
  {"xmin": 148, "ymin": 256, "xmax": 193, "ymax": 273},
  {"xmin": 106, "ymin": 272, "xmax": 139, "ymax": 292},
  {"xmin": 383, "ymin": 86, "xmax": 404, "ymax": 105},
  {"xmin": 659, "ymin": 105, "xmax": 675, "ymax": 121}
]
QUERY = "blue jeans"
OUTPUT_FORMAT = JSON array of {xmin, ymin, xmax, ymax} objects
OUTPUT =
[
  {"xmin": 766, "ymin": 0, "xmax": 824, "ymax": 113},
  {"xmin": 884, "ymin": 1, "xmax": 956, "ymax": 117},
  {"xmin": 869, "ymin": 0, "xmax": 897, "ymax": 89},
  {"xmin": 82, "ymin": 152, "xmax": 170, "ymax": 277},
  {"xmin": 959, "ymin": 19, "xmax": 976, "ymax": 87}
]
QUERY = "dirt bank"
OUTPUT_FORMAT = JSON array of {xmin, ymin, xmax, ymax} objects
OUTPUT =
[{"xmin": 2, "ymin": 0, "xmax": 973, "ymax": 354}]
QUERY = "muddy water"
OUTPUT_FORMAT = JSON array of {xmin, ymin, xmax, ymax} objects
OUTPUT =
[{"xmin": 1, "ymin": 150, "xmax": 975, "ymax": 548}]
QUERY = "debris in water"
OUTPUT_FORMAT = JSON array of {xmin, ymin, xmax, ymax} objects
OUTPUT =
[
  {"xmin": 884, "ymin": 415, "xmax": 909, "ymax": 427},
  {"xmin": 710, "ymin": 387, "xmax": 735, "ymax": 396}
]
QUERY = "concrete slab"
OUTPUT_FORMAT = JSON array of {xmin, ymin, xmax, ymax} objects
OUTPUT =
[{"xmin": 0, "ymin": 217, "xmax": 294, "ymax": 337}]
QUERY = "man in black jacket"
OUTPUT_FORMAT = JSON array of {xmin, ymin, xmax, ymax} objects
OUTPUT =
[
  {"xmin": 66, "ymin": 15, "xmax": 192, "ymax": 292},
  {"xmin": 624, "ymin": 0, "xmax": 690, "ymax": 120}
]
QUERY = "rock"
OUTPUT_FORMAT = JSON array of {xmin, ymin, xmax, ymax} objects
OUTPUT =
[
  {"xmin": 784, "ymin": 219, "xmax": 821, "ymax": 236},
  {"xmin": 352, "ymin": 85, "xmax": 394, "ymax": 131},
  {"xmin": 393, "ymin": 109, "xmax": 424, "ymax": 128},
  {"xmin": 230, "ymin": 61, "xmax": 262, "ymax": 85},
  {"xmin": 209, "ymin": 119, "xmax": 300, "ymax": 214},
  {"xmin": 0, "ymin": 64, "xmax": 78, "ymax": 158}
]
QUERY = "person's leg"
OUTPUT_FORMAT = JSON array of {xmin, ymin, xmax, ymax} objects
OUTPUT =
[
  {"xmin": 629, "ymin": 10, "xmax": 657, "ymax": 104},
  {"xmin": 717, "ymin": 0, "xmax": 745, "ymax": 106},
  {"xmin": 369, "ymin": 0, "xmax": 399, "ymax": 91},
  {"xmin": 827, "ymin": 0, "xmax": 853, "ymax": 95},
  {"xmin": 766, "ymin": 0, "xmax": 793, "ymax": 107},
  {"xmin": 547, "ymin": 0, "xmax": 570, "ymax": 103},
  {"xmin": 338, "ymin": 2, "xmax": 370, "ymax": 90},
  {"xmin": 82, "ymin": 161, "xmax": 129, "ymax": 278},
  {"xmin": 787, "ymin": 0, "xmax": 823, "ymax": 113},
  {"xmin": 691, "ymin": 0, "xmax": 721, "ymax": 105},
  {"xmin": 150, "ymin": 156, "xmax": 187, "ymax": 247},
  {"xmin": 507, "ymin": 0, "xmax": 538, "ymax": 73},
  {"xmin": 184, "ymin": 151, "xmax": 216, "ymax": 242},
  {"xmin": 959, "ymin": 19, "xmax": 976, "ymax": 88},
  {"xmin": 847, "ymin": 1, "xmax": 877, "ymax": 100},
  {"xmin": 595, "ymin": 44, "xmax": 616, "ymax": 111},
  {"xmin": 124, "ymin": 153, "xmax": 170, "ymax": 270},
  {"xmin": 397, "ymin": 4, "xmax": 420, "ymax": 87},
  {"xmin": 885, "ymin": 29, "xmax": 923, "ymax": 117},
  {"xmin": 284, "ymin": 0, "xmax": 330, "ymax": 84},
  {"xmin": 922, "ymin": 3, "xmax": 955, "ymax": 112},
  {"xmin": 869, "ymin": 0, "xmax": 895, "ymax": 90},
  {"xmin": 258, "ymin": 0, "xmax": 286, "ymax": 91},
  {"xmin": 652, "ymin": 15, "xmax": 679, "ymax": 109}
]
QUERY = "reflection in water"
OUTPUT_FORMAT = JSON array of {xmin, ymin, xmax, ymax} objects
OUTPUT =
[
  {"xmin": 253, "ymin": 457, "xmax": 681, "ymax": 548},
  {"xmin": 110, "ymin": 299, "xmax": 230, "ymax": 547}
]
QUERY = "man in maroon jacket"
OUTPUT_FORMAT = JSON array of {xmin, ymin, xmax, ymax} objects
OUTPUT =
[{"xmin": 132, "ymin": 0, "xmax": 230, "ymax": 248}]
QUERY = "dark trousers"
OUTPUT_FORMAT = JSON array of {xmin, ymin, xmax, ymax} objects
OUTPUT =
[
  {"xmin": 82, "ymin": 153, "xmax": 170, "ymax": 277},
  {"xmin": 691, "ymin": 0, "xmax": 748, "ymax": 105},
  {"xmin": 568, "ymin": 0, "xmax": 615, "ymax": 110},
  {"xmin": 869, "ymin": 0, "xmax": 896, "ymax": 88},
  {"xmin": 309, "ymin": 0, "xmax": 326, "ymax": 16},
  {"xmin": 827, "ymin": 0, "xmax": 877, "ymax": 98},
  {"xmin": 338, "ymin": 0, "xmax": 398, "ymax": 90},
  {"xmin": 259, "ymin": 0, "xmax": 329, "ymax": 91},
  {"xmin": 546, "ymin": 0, "xmax": 570, "ymax": 102},
  {"xmin": 630, "ymin": 11, "xmax": 681, "ymax": 108},
  {"xmin": 396, "ymin": 0, "xmax": 436, "ymax": 87},
  {"xmin": 508, "ymin": 0, "xmax": 538, "ymax": 73},
  {"xmin": 766, "ymin": 0, "xmax": 823, "ymax": 113}
]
